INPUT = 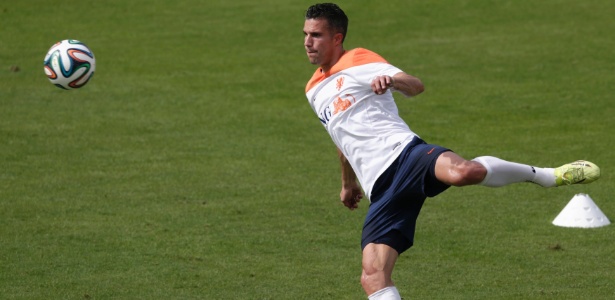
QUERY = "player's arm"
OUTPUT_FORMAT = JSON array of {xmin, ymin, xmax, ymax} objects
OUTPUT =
[
  {"xmin": 338, "ymin": 148, "xmax": 363, "ymax": 210},
  {"xmin": 371, "ymin": 72, "xmax": 424, "ymax": 97}
]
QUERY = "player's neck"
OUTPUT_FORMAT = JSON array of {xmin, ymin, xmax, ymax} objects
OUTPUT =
[{"xmin": 320, "ymin": 48, "xmax": 346, "ymax": 73}]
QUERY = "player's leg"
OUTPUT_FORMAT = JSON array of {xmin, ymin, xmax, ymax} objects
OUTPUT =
[
  {"xmin": 361, "ymin": 243, "xmax": 401, "ymax": 300},
  {"xmin": 472, "ymin": 156, "xmax": 557, "ymax": 187},
  {"xmin": 435, "ymin": 152, "xmax": 600, "ymax": 187},
  {"xmin": 432, "ymin": 151, "xmax": 487, "ymax": 186}
]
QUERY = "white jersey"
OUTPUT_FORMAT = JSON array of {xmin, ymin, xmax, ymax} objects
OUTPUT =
[{"xmin": 305, "ymin": 48, "xmax": 418, "ymax": 199}]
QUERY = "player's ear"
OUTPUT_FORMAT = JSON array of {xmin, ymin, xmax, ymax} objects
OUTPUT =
[{"xmin": 334, "ymin": 32, "xmax": 344, "ymax": 45}]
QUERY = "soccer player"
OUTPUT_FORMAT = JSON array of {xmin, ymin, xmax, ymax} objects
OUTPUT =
[{"xmin": 302, "ymin": 3, "xmax": 601, "ymax": 300}]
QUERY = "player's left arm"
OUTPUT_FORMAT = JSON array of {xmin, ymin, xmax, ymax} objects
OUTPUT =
[{"xmin": 371, "ymin": 72, "xmax": 424, "ymax": 97}]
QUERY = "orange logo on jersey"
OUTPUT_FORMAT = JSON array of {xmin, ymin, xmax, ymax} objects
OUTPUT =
[
  {"xmin": 333, "ymin": 94, "xmax": 356, "ymax": 115},
  {"xmin": 336, "ymin": 77, "xmax": 344, "ymax": 91}
]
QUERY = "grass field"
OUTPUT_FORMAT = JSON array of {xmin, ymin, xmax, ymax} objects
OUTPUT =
[{"xmin": 1, "ymin": 0, "xmax": 614, "ymax": 299}]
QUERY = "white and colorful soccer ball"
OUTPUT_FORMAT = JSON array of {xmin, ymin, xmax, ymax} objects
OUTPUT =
[{"xmin": 43, "ymin": 39, "xmax": 96, "ymax": 89}]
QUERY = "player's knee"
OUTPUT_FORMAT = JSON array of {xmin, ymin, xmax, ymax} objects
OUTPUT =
[
  {"xmin": 450, "ymin": 161, "xmax": 487, "ymax": 186},
  {"xmin": 360, "ymin": 267, "xmax": 384, "ymax": 293}
]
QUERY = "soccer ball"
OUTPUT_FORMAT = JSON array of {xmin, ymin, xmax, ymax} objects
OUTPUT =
[{"xmin": 43, "ymin": 39, "xmax": 96, "ymax": 89}]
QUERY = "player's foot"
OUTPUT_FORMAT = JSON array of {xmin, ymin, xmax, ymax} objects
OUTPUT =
[{"xmin": 554, "ymin": 160, "xmax": 600, "ymax": 186}]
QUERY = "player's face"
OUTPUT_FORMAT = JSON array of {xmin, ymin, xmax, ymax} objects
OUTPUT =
[{"xmin": 303, "ymin": 18, "xmax": 341, "ymax": 70}]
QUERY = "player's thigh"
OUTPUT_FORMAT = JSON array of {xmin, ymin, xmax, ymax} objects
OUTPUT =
[{"xmin": 362, "ymin": 243, "xmax": 399, "ymax": 276}]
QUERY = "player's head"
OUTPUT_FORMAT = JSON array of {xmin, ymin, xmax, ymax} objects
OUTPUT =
[{"xmin": 305, "ymin": 3, "xmax": 348, "ymax": 43}]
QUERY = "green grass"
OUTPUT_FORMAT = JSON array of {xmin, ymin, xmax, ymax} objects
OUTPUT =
[{"xmin": 1, "ymin": 0, "xmax": 614, "ymax": 299}]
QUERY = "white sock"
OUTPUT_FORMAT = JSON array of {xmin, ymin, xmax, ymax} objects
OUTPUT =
[
  {"xmin": 368, "ymin": 286, "xmax": 401, "ymax": 300},
  {"xmin": 473, "ymin": 156, "xmax": 556, "ymax": 187}
]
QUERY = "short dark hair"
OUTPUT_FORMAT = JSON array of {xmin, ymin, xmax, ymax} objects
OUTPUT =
[{"xmin": 305, "ymin": 3, "xmax": 348, "ymax": 42}]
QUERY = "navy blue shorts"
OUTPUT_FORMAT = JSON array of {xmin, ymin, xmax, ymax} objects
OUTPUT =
[{"xmin": 361, "ymin": 137, "xmax": 451, "ymax": 254}]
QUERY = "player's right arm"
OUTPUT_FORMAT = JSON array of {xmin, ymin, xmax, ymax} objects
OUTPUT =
[{"xmin": 338, "ymin": 148, "xmax": 363, "ymax": 210}]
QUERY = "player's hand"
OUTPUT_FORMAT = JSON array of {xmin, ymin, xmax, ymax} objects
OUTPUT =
[
  {"xmin": 371, "ymin": 75, "xmax": 395, "ymax": 95},
  {"xmin": 340, "ymin": 184, "xmax": 363, "ymax": 210}
]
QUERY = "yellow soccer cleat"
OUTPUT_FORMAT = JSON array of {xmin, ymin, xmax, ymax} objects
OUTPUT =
[{"xmin": 554, "ymin": 160, "xmax": 601, "ymax": 186}]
